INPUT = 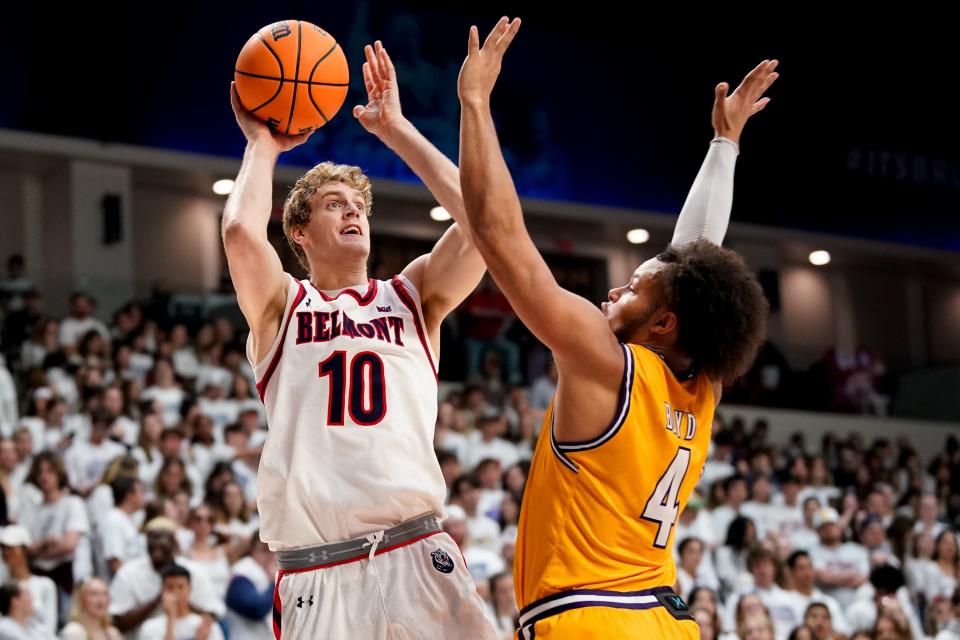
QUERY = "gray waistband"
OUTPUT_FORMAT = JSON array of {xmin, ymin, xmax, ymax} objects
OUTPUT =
[{"xmin": 276, "ymin": 512, "xmax": 442, "ymax": 571}]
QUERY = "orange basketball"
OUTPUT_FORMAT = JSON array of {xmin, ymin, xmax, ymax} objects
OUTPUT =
[{"xmin": 234, "ymin": 20, "xmax": 349, "ymax": 136}]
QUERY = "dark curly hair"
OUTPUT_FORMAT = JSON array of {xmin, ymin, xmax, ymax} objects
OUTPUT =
[{"xmin": 657, "ymin": 240, "xmax": 768, "ymax": 386}]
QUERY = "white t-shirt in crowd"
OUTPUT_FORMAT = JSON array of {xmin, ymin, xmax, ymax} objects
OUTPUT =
[
  {"xmin": 0, "ymin": 616, "xmax": 56, "ymax": 640},
  {"xmin": 100, "ymin": 508, "xmax": 146, "ymax": 568},
  {"xmin": 789, "ymin": 588, "xmax": 850, "ymax": 635},
  {"xmin": 19, "ymin": 494, "xmax": 90, "ymax": 572},
  {"xmin": 109, "ymin": 555, "xmax": 226, "ymax": 640},
  {"xmin": 137, "ymin": 613, "xmax": 225, "ymax": 640},
  {"xmin": 59, "ymin": 316, "xmax": 110, "ymax": 348},
  {"xmin": 463, "ymin": 545, "xmax": 506, "ymax": 582},
  {"xmin": 463, "ymin": 432, "xmax": 520, "ymax": 470},
  {"xmin": 921, "ymin": 561, "xmax": 959, "ymax": 602},
  {"xmin": 789, "ymin": 527, "xmax": 820, "ymax": 553},
  {"xmin": 64, "ymin": 438, "xmax": 127, "ymax": 493},
  {"xmin": 675, "ymin": 510, "xmax": 717, "ymax": 549},
  {"xmin": 709, "ymin": 505, "xmax": 739, "ymax": 544},
  {"xmin": 725, "ymin": 586, "xmax": 805, "ymax": 640},
  {"xmin": 26, "ymin": 575, "xmax": 58, "ymax": 636},
  {"xmin": 141, "ymin": 387, "xmax": 186, "ymax": 427},
  {"xmin": 810, "ymin": 542, "xmax": 870, "ymax": 608},
  {"xmin": 740, "ymin": 501, "xmax": 774, "ymax": 539}
]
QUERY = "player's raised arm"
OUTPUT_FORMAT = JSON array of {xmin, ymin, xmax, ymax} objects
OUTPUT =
[
  {"xmin": 671, "ymin": 60, "xmax": 779, "ymax": 247},
  {"xmin": 353, "ymin": 40, "xmax": 485, "ymax": 344},
  {"xmin": 221, "ymin": 84, "xmax": 313, "ymax": 362},
  {"xmin": 457, "ymin": 19, "xmax": 623, "ymax": 385}
]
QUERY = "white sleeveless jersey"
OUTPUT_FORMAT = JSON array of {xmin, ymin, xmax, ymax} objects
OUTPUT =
[{"xmin": 248, "ymin": 274, "xmax": 445, "ymax": 551}]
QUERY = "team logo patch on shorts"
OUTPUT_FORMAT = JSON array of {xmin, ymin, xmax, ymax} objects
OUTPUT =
[{"xmin": 430, "ymin": 548, "xmax": 454, "ymax": 573}]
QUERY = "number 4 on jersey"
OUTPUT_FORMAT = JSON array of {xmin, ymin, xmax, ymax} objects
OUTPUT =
[{"xmin": 640, "ymin": 447, "xmax": 691, "ymax": 548}]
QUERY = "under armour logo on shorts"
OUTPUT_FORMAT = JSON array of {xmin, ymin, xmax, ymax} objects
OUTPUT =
[
  {"xmin": 430, "ymin": 548, "xmax": 454, "ymax": 574},
  {"xmin": 296, "ymin": 595, "xmax": 314, "ymax": 608}
]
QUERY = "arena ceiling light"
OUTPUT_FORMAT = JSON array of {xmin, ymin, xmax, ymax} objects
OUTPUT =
[
  {"xmin": 809, "ymin": 250, "xmax": 831, "ymax": 266},
  {"xmin": 430, "ymin": 206, "xmax": 452, "ymax": 222},
  {"xmin": 212, "ymin": 179, "xmax": 235, "ymax": 196},
  {"xmin": 626, "ymin": 228, "xmax": 650, "ymax": 244}
]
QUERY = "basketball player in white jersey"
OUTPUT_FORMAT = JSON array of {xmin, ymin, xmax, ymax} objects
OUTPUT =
[{"xmin": 223, "ymin": 40, "xmax": 495, "ymax": 638}]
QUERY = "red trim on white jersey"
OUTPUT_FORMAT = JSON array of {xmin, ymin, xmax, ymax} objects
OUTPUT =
[
  {"xmin": 310, "ymin": 279, "xmax": 378, "ymax": 305},
  {"xmin": 256, "ymin": 281, "xmax": 308, "ymax": 402},
  {"xmin": 391, "ymin": 276, "xmax": 437, "ymax": 380}
]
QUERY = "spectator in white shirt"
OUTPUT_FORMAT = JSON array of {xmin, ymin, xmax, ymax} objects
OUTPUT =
[
  {"xmin": 449, "ymin": 476, "xmax": 501, "ymax": 554},
  {"xmin": 441, "ymin": 515, "xmax": 504, "ymax": 586},
  {"xmin": 59, "ymin": 293, "xmax": 110, "ymax": 354},
  {"xmin": 0, "ymin": 580, "xmax": 56, "ymax": 640},
  {"xmin": 169, "ymin": 325, "xmax": 199, "ymax": 381},
  {"xmin": 475, "ymin": 458, "xmax": 505, "ymax": 521},
  {"xmin": 0, "ymin": 356, "xmax": 17, "ymax": 437},
  {"xmin": 99, "ymin": 476, "xmax": 147, "ymax": 577},
  {"xmin": 802, "ymin": 602, "xmax": 842, "ymax": 640},
  {"xmin": 768, "ymin": 474, "xmax": 805, "ymax": 537},
  {"xmin": 715, "ymin": 515, "xmax": 757, "ymax": 599},
  {"xmin": 700, "ymin": 429, "xmax": 736, "ymax": 489},
  {"xmin": 102, "ymin": 387, "xmax": 139, "ymax": 449},
  {"xmin": 212, "ymin": 481, "xmax": 258, "ymax": 540},
  {"xmin": 59, "ymin": 577, "xmax": 122, "ymax": 640},
  {"xmin": 436, "ymin": 451, "xmax": 462, "ymax": 501},
  {"xmin": 434, "ymin": 402, "xmax": 470, "ymax": 464},
  {"xmin": 676, "ymin": 537, "xmax": 719, "ymax": 600},
  {"xmin": 132, "ymin": 414, "xmax": 164, "ymax": 493},
  {"xmin": 809, "ymin": 507, "xmax": 869, "ymax": 608},
  {"xmin": 923, "ymin": 530, "xmax": 960, "ymax": 603},
  {"xmin": 19, "ymin": 452, "xmax": 90, "ymax": 599},
  {"xmin": 858, "ymin": 515, "xmax": 899, "ymax": 568},
  {"xmin": 784, "ymin": 550, "xmax": 849, "ymax": 636},
  {"xmin": 726, "ymin": 548, "xmax": 804, "ymax": 640},
  {"xmin": 914, "ymin": 493, "xmax": 947, "ymax": 540},
  {"xmin": 0, "ymin": 439, "xmax": 22, "ymax": 521},
  {"xmin": 675, "ymin": 491, "xmax": 717, "ymax": 550},
  {"xmin": 845, "ymin": 565, "xmax": 924, "ymax": 640},
  {"xmin": 797, "ymin": 457, "xmax": 840, "ymax": 509},
  {"xmin": 488, "ymin": 572, "xmax": 518, "ymax": 640},
  {"xmin": 789, "ymin": 497, "xmax": 822, "ymax": 553},
  {"xmin": 64, "ymin": 410, "xmax": 126, "ymax": 498},
  {"xmin": 742, "ymin": 475, "xmax": 776, "ymax": 540},
  {"xmin": 711, "ymin": 475, "xmax": 749, "ymax": 549},
  {"xmin": 0, "ymin": 526, "xmax": 58, "ymax": 636},
  {"xmin": 20, "ymin": 320, "xmax": 59, "ymax": 372},
  {"xmin": 463, "ymin": 410, "xmax": 520, "ymax": 471},
  {"xmin": 141, "ymin": 360, "xmax": 184, "ymax": 428},
  {"xmin": 109, "ymin": 519, "xmax": 225, "ymax": 638},
  {"xmin": 135, "ymin": 564, "xmax": 223, "ymax": 640}
]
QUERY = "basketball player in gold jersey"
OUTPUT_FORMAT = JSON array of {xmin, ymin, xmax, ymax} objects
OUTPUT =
[{"xmin": 458, "ymin": 19, "xmax": 775, "ymax": 638}]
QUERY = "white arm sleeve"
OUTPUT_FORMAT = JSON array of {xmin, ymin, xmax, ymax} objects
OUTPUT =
[{"xmin": 670, "ymin": 137, "xmax": 739, "ymax": 247}]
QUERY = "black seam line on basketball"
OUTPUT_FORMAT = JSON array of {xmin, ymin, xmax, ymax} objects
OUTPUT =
[
  {"xmin": 307, "ymin": 42, "xmax": 341, "ymax": 124},
  {"xmin": 284, "ymin": 21, "xmax": 303, "ymax": 135},
  {"xmin": 234, "ymin": 70, "xmax": 348, "ymax": 86},
  {"xmin": 250, "ymin": 34, "xmax": 285, "ymax": 114}
]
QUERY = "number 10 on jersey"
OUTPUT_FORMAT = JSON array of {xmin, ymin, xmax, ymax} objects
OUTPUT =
[{"xmin": 318, "ymin": 351, "xmax": 387, "ymax": 426}]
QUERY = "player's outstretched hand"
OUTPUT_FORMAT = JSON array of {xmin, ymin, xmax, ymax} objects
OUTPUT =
[
  {"xmin": 712, "ymin": 60, "xmax": 779, "ymax": 146},
  {"xmin": 354, "ymin": 40, "xmax": 406, "ymax": 138},
  {"xmin": 458, "ymin": 17, "xmax": 521, "ymax": 107}
]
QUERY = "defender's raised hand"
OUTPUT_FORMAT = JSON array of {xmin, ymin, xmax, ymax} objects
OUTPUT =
[
  {"xmin": 457, "ymin": 17, "xmax": 521, "ymax": 106},
  {"xmin": 713, "ymin": 59, "xmax": 779, "ymax": 146}
]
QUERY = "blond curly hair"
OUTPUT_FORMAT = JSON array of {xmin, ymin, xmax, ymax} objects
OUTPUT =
[{"xmin": 282, "ymin": 162, "xmax": 373, "ymax": 271}]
